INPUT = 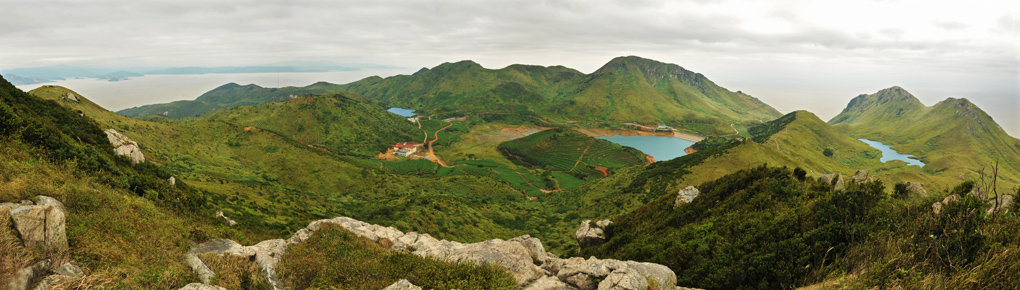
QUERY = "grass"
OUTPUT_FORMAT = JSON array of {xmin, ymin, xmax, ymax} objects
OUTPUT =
[
  {"xmin": 278, "ymin": 223, "xmax": 517, "ymax": 290},
  {"xmin": 497, "ymin": 128, "xmax": 646, "ymax": 178},
  {"xmin": 198, "ymin": 253, "xmax": 271, "ymax": 290}
]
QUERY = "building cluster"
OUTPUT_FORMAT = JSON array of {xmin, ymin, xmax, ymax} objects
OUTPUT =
[{"xmin": 393, "ymin": 142, "xmax": 423, "ymax": 157}]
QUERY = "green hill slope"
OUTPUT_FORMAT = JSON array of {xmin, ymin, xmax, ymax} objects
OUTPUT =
[
  {"xmin": 207, "ymin": 91, "xmax": 420, "ymax": 157},
  {"xmin": 829, "ymin": 86, "xmax": 1020, "ymax": 192},
  {"xmin": 337, "ymin": 56, "xmax": 781, "ymax": 135},
  {"xmin": 548, "ymin": 56, "xmax": 780, "ymax": 133},
  {"xmin": 116, "ymin": 81, "xmax": 350, "ymax": 118},
  {"xmin": 497, "ymin": 128, "xmax": 647, "ymax": 178}
]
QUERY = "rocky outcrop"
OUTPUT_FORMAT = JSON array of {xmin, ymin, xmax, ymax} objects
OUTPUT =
[
  {"xmin": 179, "ymin": 283, "xmax": 227, "ymax": 290},
  {"xmin": 818, "ymin": 173, "xmax": 845, "ymax": 191},
  {"xmin": 930, "ymin": 192, "xmax": 1014, "ymax": 215},
  {"xmin": 184, "ymin": 216, "xmax": 698, "ymax": 290},
  {"xmin": 7, "ymin": 196, "xmax": 68, "ymax": 250},
  {"xmin": 64, "ymin": 93, "xmax": 79, "ymax": 103},
  {"xmin": 851, "ymin": 170, "xmax": 872, "ymax": 184},
  {"xmin": 576, "ymin": 220, "xmax": 612, "ymax": 249},
  {"xmin": 103, "ymin": 129, "xmax": 145, "ymax": 164},
  {"xmin": 906, "ymin": 182, "xmax": 927, "ymax": 197},
  {"xmin": 215, "ymin": 211, "xmax": 237, "ymax": 226},
  {"xmin": 168, "ymin": 176, "xmax": 176, "ymax": 186},
  {"xmin": 932, "ymin": 194, "xmax": 960, "ymax": 215},
  {"xmin": 383, "ymin": 279, "xmax": 423, "ymax": 290},
  {"xmin": 674, "ymin": 186, "xmax": 699, "ymax": 209},
  {"xmin": 8, "ymin": 259, "xmax": 51, "ymax": 290},
  {"xmin": 986, "ymin": 194, "xmax": 1014, "ymax": 215}
]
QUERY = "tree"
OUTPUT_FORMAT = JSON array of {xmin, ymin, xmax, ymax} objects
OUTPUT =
[{"xmin": 823, "ymin": 148, "xmax": 834, "ymax": 157}]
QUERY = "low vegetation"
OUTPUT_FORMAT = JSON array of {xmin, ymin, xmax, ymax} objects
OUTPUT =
[
  {"xmin": 498, "ymin": 128, "xmax": 646, "ymax": 178},
  {"xmin": 279, "ymin": 223, "xmax": 517, "ymax": 290}
]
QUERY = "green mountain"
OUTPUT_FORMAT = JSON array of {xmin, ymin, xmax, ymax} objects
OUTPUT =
[
  {"xmin": 120, "ymin": 56, "xmax": 782, "ymax": 136},
  {"xmin": 117, "ymin": 82, "xmax": 348, "ymax": 118},
  {"xmin": 207, "ymin": 91, "xmax": 420, "ymax": 157},
  {"xmin": 338, "ymin": 56, "xmax": 781, "ymax": 135},
  {"xmin": 829, "ymin": 86, "xmax": 1020, "ymax": 192}
]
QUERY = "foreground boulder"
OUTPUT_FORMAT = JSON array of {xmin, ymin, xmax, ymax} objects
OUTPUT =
[
  {"xmin": 851, "ymin": 170, "xmax": 872, "ymax": 184},
  {"xmin": 185, "ymin": 216, "xmax": 698, "ymax": 290},
  {"xmin": 906, "ymin": 182, "xmax": 927, "ymax": 197},
  {"xmin": 383, "ymin": 279, "xmax": 423, "ymax": 290},
  {"xmin": 104, "ymin": 129, "xmax": 145, "ymax": 164},
  {"xmin": 576, "ymin": 220, "xmax": 612, "ymax": 248},
  {"xmin": 674, "ymin": 186, "xmax": 699, "ymax": 209},
  {"xmin": 818, "ymin": 173, "xmax": 845, "ymax": 191},
  {"xmin": 6, "ymin": 195, "xmax": 68, "ymax": 250}
]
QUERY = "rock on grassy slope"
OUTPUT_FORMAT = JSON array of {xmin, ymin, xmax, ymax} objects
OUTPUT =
[{"xmin": 829, "ymin": 86, "xmax": 1020, "ymax": 193}]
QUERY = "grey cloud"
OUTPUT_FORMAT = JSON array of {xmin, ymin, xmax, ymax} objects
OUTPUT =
[{"xmin": 934, "ymin": 21, "xmax": 968, "ymax": 31}]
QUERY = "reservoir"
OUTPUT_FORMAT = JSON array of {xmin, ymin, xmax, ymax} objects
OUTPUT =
[
  {"xmin": 598, "ymin": 135, "xmax": 696, "ymax": 161},
  {"xmin": 858, "ymin": 139, "xmax": 925, "ymax": 167},
  {"xmin": 387, "ymin": 107, "xmax": 416, "ymax": 117}
]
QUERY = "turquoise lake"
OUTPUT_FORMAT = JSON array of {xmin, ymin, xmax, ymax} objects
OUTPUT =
[
  {"xmin": 387, "ymin": 107, "xmax": 416, "ymax": 117},
  {"xmin": 598, "ymin": 135, "xmax": 696, "ymax": 161},
  {"xmin": 858, "ymin": 139, "xmax": 925, "ymax": 167}
]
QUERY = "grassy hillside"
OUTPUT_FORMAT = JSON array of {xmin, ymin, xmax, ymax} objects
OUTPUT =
[
  {"xmin": 1, "ymin": 76, "xmax": 241, "ymax": 288},
  {"xmin": 116, "ymin": 82, "xmax": 353, "ymax": 118},
  {"xmin": 28, "ymin": 84, "xmax": 620, "ymax": 256},
  {"xmin": 584, "ymin": 165, "xmax": 1020, "ymax": 290},
  {"xmin": 497, "ymin": 128, "xmax": 647, "ymax": 178},
  {"xmin": 207, "ymin": 91, "xmax": 419, "ymax": 157},
  {"xmin": 829, "ymin": 86, "xmax": 1020, "ymax": 193}
]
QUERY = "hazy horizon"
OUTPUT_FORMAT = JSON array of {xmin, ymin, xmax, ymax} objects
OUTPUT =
[{"xmin": 3, "ymin": 0, "xmax": 1017, "ymax": 135}]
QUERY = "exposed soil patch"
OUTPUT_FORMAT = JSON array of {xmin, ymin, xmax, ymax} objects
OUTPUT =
[
  {"xmin": 594, "ymin": 166, "xmax": 609, "ymax": 177},
  {"xmin": 644, "ymin": 154, "xmax": 656, "ymax": 164},
  {"xmin": 684, "ymin": 147, "xmax": 698, "ymax": 155}
]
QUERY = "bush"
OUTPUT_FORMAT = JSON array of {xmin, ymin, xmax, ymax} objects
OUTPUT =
[{"xmin": 823, "ymin": 148, "xmax": 834, "ymax": 157}]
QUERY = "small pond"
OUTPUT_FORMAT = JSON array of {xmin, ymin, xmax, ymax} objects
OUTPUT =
[
  {"xmin": 598, "ymin": 135, "xmax": 696, "ymax": 162},
  {"xmin": 387, "ymin": 107, "xmax": 416, "ymax": 117},
  {"xmin": 858, "ymin": 139, "xmax": 925, "ymax": 167}
]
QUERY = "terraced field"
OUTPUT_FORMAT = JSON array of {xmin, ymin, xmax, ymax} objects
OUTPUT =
[
  {"xmin": 497, "ymin": 128, "xmax": 647, "ymax": 178},
  {"xmin": 380, "ymin": 159, "xmax": 439, "ymax": 175}
]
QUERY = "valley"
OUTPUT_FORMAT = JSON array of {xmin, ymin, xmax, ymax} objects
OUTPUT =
[{"xmin": 2, "ymin": 56, "xmax": 1020, "ymax": 290}]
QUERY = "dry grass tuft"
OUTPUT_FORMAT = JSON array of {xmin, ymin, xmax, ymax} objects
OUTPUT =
[{"xmin": 198, "ymin": 253, "xmax": 270, "ymax": 290}]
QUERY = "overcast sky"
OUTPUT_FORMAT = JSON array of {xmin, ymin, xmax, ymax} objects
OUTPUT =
[{"xmin": 2, "ymin": 0, "xmax": 1018, "ymax": 135}]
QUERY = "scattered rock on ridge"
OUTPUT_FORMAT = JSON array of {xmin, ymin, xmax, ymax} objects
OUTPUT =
[
  {"xmin": 215, "ymin": 211, "xmax": 236, "ymax": 226},
  {"xmin": 178, "ymin": 283, "xmax": 227, "ymax": 290},
  {"xmin": 906, "ymin": 182, "xmax": 927, "ymax": 197},
  {"xmin": 8, "ymin": 259, "xmax": 51, "ymax": 290},
  {"xmin": 168, "ymin": 176, "xmax": 176, "ymax": 186},
  {"xmin": 8, "ymin": 195, "xmax": 68, "ymax": 250},
  {"xmin": 852, "ymin": 170, "xmax": 871, "ymax": 184},
  {"xmin": 932, "ymin": 194, "xmax": 960, "ymax": 215},
  {"xmin": 987, "ymin": 194, "xmax": 1015, "ymax": 215},
  {"xmin": 104, "ymin": 129, "xmax": 145, "ymax": 164},
  {"xmin": 184, "ymin": 216, "xmax": 699, "ymax": 290},
  {"xmin": 383, "ymin": 279, "xmax": 423, "ymax": 290},
  {"xmin": 674, "ymin": 186, "xmax": 699, "ymax": 209},
  {"xmin": 576, "ymin": 220, "xmax": 612, "ymax": 249},
  {"xmin": 65, "ymin": 93, "xmax": 79, "ymax": 103}
]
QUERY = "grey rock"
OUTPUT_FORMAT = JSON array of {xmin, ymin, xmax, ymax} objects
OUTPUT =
[
  {"xmin": 563, "ymin": 273, "xmax": 597, "ymax": 290},
  {"xmin": 511, "ymin": 234, "xmax": 548, "ymax": 264},
  {"xmin": 969, "ymin": 187, "xmax": 988, "ymax": 199},
  {"xmin": 185, "ymin": 253, "xmax": 216, "ymax": 285},
  {"xmin": 851, "ymin": 170, "xmax": 871, "ymax": 184},
  {"xmin": 55, "ymin": 262, "xmax": 84, "ymax": 277},
  {"xmin": 598, "ymin": 267, "xmax": 649, "ymax": 290},
  {"xmin": 576, "ymin": 220, "xmax": 612, "ymax": 248},
  {"xmin": 104, "ymin": 129, "xmax": 145, "ymax": 164},
  {"xmin": 8, "ymin": 259, "xmax": 51, "ymax": 290},
  {"xmin": 383, "ymin": 279, "xmax": 423, "ymax": 290},
  {"xmin": 674, "ymin": 186, "xmax": 699, "ymax": 209},
  {"xmin": 818, "ymin": 173, "xmax": 835, "ymax": 185},
  {"xmin": 10, "ymin": 206, "xmax": 47, "ymax": 247},
  {"xmin": 932, "ymin": 194, "xmax": 961, "ymax": 215},
  {"xmin": 987, "ymin": 194, "xmax": 1015, "ymax": 215},
  {"xmin": 31, "ymin": 275, "xmax": 63, "ymax": 290},
  {"xmin": 626, "ymin": 262, "xmax": 676, "ymax": 290},
  {"xmin": 834, "ymin": 174, "xmax": 845, "ymax": 191},
  {"xmin": 906, "ymin": 182, "xmax": 927, "ymax": 197},
  {"xmin": 168, "ymin": 176, "xmax": 176, "ymax": 186},
  {"xmin": 215, "ymin": 211, "xmax": 236, "ymax": 226},
  {"xmin": 65, "ymin": 93, "xmax": 79, "ymax": 103},
  {"xmin": 178, "ymin": 283, "xmax": 227, "ymax": 290},
  {"xmin": 443, "ymin": 238, "xmax": 545, "ymax": 287},
  {"xmin": 524, "ymin": 275, "xmax": 578, "ymax": 290}
]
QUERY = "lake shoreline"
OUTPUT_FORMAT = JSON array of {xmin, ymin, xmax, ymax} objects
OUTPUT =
[{"xmin": 576, "ymin": 128, "xmax": 705, "ymax": 142}]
